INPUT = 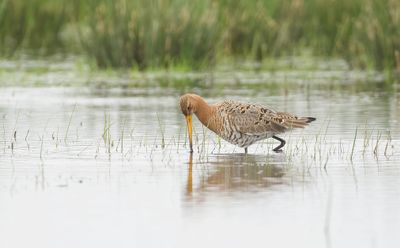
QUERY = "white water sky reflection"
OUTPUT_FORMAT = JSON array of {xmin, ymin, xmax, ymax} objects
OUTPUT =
[{"xmin": 0, "ymin": 87, "xmax": 399, "ymax": 248}]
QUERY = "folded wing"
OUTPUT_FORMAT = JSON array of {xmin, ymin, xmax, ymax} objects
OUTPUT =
[{"xmin": 222, "ymin": 101, "xmax": 314, "ymax": 135}]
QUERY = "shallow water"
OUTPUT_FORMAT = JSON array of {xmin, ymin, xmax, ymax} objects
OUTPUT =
[{"xmin": 0, "ymin": 86, "xmax": 399, "ymax": 248}]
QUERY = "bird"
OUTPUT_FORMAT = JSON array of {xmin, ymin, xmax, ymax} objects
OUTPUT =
[{"xmin": 180, "ymin": 93, "xmax": 316, "ymax": 153}]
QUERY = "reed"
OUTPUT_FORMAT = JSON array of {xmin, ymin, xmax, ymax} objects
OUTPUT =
[
  {"xmin": 39, "ymin": 133, "xmax": 44, "ymax": 159},
  {"xmin": 64, "ymin": 104, "xmax": 76, "ymax": 143},
  {"xmin": 0, "ymin": 0, "xmax": 398, "ymax": 79},
  {"xmin": 156, "ymin": 113, "xmax": 165, "ymax": 149},
  {"xmin": 102, "ymin": 113, "xmax": 112, "ymax": 154},
  {"xmin": 24, "ymin": 129, "xmax": 30, "ymax": 150},
  {"xmin": 384, "ymin": 131, "xmax": 391, "ymax": 157},
  {"xmin": 350, "ymin": 127, "xmax": 358, "ymax": 161},
  {"xmin": 373, "ymin": 130, "xmax": 382, "ymax": 156}
]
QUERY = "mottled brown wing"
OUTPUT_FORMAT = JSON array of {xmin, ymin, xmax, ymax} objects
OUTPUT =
[{"xmin": 223, "ymin": 101, "xmax": 290, "ymax": 135}]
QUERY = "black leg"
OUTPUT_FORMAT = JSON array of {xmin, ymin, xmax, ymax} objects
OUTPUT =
[
  {"xmin": 244, "ymin": 147, "xmax": 248, "ymax": 154},
  {"xmin": 272, "ymin": 135, "xmax": 286, "ymax": 152}
]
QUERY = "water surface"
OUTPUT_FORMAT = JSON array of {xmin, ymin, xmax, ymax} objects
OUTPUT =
[{"xmin": 0, "ymin": 86, "xmax": 399, "ymax": 248}]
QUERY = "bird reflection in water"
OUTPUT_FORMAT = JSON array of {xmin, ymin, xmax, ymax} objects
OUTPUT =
[
  {"xmin": 185, "ymin": 153, "xmax": 289, "ymax": 199},
  {"xmin": 186, "ymin": 153, "xmax": 194, "ymax": 196}
]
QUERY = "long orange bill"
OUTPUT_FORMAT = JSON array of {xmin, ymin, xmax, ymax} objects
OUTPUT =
[
  {"xmin": 185, "ymin": 115, "xmax": 193, "ymax": 153},
  {"xmin": 186, "ymin": 153, "xmax": 193, "ymax": 195}
]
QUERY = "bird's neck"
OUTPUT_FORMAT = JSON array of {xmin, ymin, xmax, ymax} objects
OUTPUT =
[{"xmin": 194, "ymin": 98, "xmax": 216, "ymax": 132}]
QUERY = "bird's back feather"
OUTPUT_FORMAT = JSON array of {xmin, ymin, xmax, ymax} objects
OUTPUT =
[{"xmin": 216, "ymin": 100, "xmax": 315, "ymax": 136}]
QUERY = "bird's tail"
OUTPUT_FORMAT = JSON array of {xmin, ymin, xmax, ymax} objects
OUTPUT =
[
  {"xmin": 277, "ymin": 112, "xmax": 316, "ymax": 129},
  {"xmin": 304, "ymin": 117, "xmax": 316, "ymax": 123}
]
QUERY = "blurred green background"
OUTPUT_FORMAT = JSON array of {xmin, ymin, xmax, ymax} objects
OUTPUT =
[{"xmin": 0, "ymin": 0, "xmax": 399, "ymax": 80}]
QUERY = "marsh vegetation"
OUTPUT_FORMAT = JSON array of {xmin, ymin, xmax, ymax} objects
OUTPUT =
[{"xmin": 0, "ymin": 0, "xmax": 399, "ymax": 80}]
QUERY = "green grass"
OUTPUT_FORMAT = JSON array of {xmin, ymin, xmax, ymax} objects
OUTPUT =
[{"xmin": 0, "ymin": 0, "xmax": 399, "ymax": 80}]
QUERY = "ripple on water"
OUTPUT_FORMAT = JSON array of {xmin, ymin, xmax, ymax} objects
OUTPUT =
[{"xmin": 0, "ymin": 86, "xmax": 399, "ymax": 248}]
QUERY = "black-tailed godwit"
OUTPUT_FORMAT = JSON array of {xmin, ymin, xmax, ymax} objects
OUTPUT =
[{"xmin": 180, "ymin": 93, "xmax": 315, "ymax": 153}]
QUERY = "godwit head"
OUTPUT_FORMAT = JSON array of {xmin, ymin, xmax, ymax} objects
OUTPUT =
[{"xmin": 179, "ymin": 93, "xmax": 206, "ymax": 153}]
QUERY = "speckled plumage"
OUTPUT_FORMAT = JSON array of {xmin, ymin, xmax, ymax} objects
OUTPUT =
[
  {"xmin": 213, "ymin": 100, "xmax": 314, "ymax": 148},
  {"xmin": 180, "ymin": 93, "xmax": 316, "ymax": 153}
]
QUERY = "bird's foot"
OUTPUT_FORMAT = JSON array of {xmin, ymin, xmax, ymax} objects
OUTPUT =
[{"xmin": 272, "ymin": 136, "xmax": 285, "ymax": 153}]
